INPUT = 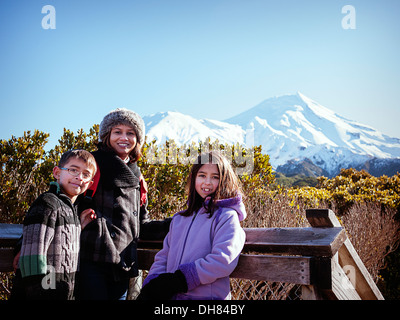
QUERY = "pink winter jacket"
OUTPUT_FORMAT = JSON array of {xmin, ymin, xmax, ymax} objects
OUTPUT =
[{"xmin": 143, "ymin": 195, "xmax": 247, "ymax": 300}]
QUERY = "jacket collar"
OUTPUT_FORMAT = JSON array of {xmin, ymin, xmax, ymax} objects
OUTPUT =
[
  {"xmin": 203, "ymin": 194, "xmax": 247, "ymax": 222},
  {"xmin": 93, "ymin": 149, "xmax": 140, "ymax": 188},
  {"xmin": 48, "ymin": 181, "xmax": 76, "ymax": 210},
  {"xmin": 205, "ymin": 194, "xmax": 243, "ymax": 208}
]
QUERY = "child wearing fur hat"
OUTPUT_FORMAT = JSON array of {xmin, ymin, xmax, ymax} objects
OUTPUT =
[{"xmin": 77, "ymin": 108, "xmax": 171, "ymax": 300}]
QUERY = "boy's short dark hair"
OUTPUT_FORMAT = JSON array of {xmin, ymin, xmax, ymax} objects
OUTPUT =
[{"xmin": 58, "ymin": 150, "xmax": 97, "ymax": 175}]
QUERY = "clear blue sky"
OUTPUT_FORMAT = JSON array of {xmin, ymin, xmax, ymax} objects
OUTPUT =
[{"xmin": 1, "ymin": 0, "xmax": 399, "ymax": 149}]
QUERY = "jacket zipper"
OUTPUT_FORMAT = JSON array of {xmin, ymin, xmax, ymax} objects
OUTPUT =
[{"xmin": 177, "ymin": 211, "xmax": 198, "ymax": 266}]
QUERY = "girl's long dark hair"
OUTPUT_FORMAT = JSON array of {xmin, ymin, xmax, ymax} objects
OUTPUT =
[{"xmin": 180, "ymin": 151, "xmax": 243, "ymax": 217}]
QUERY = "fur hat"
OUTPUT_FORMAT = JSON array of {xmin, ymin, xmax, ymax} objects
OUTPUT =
[{"xmin": 99, "ymin": 108, "xmax": 145, "ymax": 145}]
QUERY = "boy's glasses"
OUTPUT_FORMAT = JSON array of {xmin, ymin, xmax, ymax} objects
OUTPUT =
[{"xmin": 60, "ymin": 167, "xmax": 92, "ymax": 182}]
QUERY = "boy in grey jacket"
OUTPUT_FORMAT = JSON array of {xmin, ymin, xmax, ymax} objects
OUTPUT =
[{"xmin": 19, "ymin": 150, "xmax": 97, "ymax": 299}]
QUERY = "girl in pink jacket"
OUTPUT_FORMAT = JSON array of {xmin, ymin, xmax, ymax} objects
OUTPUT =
[{"xmin": 138, "ymin": 151, "xmax": 247, "ymax": 300}]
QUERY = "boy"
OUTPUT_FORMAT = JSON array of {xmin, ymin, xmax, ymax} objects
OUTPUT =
[{"xmin": 18, "ymin": 149, "xmax": 97, "ymax": 300}]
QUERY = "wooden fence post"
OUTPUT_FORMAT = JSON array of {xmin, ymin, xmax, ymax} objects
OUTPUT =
[{"xmin": 304, "ymin": 209, "xmax": 384, "ymax": 300}]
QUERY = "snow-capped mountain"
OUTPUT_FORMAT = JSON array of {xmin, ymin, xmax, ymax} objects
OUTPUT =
[
  {"xmin": 143, "ymin": 111, "xmax": 245, "ymax": 146},
  {"xmin": 226, "ymin": 92, "xmax": 400, "ymax": 176},
  {"xmin": 143, "ymin": 93, "xmax": 400, "ymax": 177}
]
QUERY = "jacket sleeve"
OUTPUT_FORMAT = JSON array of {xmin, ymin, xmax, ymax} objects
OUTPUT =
[
  {"xmin": 19, "ymin": 200, "xmax": 57, "ymax": 298},
  {"xmin": 20, "ymin": 202, "xmax": 56, "ymax": 278},
  {"xmin": 178, "ymin": 210, "xmax": 245, "ymax": 291}
]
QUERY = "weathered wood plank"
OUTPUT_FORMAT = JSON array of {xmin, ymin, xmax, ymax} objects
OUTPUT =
[
  {"xmin": 138, "ymin": 227, "xmax": 347, "ymax": 257},
  {"xmin": 301, "ymin": 285, "xmax": 324, "ymax": 300},
  {"xmin": 137, "ymin": 240, "xmax": 163, "ymax": 250},
  {"xmin": 306, "ymin": 209, "xmax": 384, "ymax": 300},
  {"xmin": 303, "ymin": 255, "xmax": 362, "ymax": 300},
  {"xmin": 330, "ymin": 257, "xmax": 361, "ymax": 300},
  {"xmin": 1, "ymin": 224, "xmax": 346, "ymax": 258},
  {"xmin": 137, "ymin": 248, "xmax": 312, "ymax": 285},
  {"xmin": 0, "ymin": 223, "xmax": 23, "ymax": 247},
  {"xmin": 338, "ymin": 239, "xmax": 384, "ymax": 300},
  {"xmin": 306, "ymin": 209, "xmax": 342, "ymax": 228},
  {"xmin": 0, "ymin": 248, "xmax": 14, "ymax": 272},
  {"xmin": 137, "ymin": 249, "xmax": 159, "ymax": 270},
  {"xmin": 231, "ymin": 254, "xmax": 312, "ymax": 284},
  {"xmin": 244, "ymin": 227, "xmax": 346, "ymax": 257}
]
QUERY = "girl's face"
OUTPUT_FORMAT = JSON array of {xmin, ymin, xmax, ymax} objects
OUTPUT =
[
  {"xmin": 109, "ymin": 124, "xmax": 137, "ymax": 160},
  {"xmin": 195, "ymin": 164, "xmax": 220, "ymax": 199}
]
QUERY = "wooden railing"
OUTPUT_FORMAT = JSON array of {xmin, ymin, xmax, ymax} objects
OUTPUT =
[{"xmin": 0, "ymin": 209, "xmax": 384, "ymax": 300}]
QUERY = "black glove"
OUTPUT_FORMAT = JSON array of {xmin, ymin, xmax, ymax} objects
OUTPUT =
[{"xmin": 137, "ymin": 270, "xmax": 188, "ymax": 300}]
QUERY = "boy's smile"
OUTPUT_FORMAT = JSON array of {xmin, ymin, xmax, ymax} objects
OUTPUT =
[
  {"xmin": 195, "ymin": 164, "xmax": 220, "ymax": 199},
  {"xmin": 68, "ymin": 180, "xmax": 84, "ymax": 190},
  {"xmin": 53, "ymin": 159, "xmax": 94, "ymax": 203}
]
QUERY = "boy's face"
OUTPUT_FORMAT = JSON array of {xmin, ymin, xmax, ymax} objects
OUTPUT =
[{"xmin": 53, "ymin": 158, "xmax": 95, "ymax": 202}]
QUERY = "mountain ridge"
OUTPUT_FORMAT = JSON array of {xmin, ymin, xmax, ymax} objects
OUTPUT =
[{"xmin": 143, "ymin": 93, "xmax": 400, "ymax": 177}]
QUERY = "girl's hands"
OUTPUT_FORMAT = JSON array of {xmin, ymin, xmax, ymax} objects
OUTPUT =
[
  {"xmin": 137, "ymin": 270, "xmax": 188, "ymax": 300},
  {"xmin": 80, "ymin": 208, "xmax": 97, "ymax": 230}
]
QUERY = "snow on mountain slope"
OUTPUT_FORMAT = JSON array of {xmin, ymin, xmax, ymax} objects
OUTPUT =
[
  {"xmin": 225, "ymin": 92, "xmax": 400, "ymax": 175},
  {"xmin": 143, "ymin": 111, "xmax": 245, "ymax": 146},
  {"xmin": 143, "ymin": 93, "xmax": 400, "ymax": 176}
]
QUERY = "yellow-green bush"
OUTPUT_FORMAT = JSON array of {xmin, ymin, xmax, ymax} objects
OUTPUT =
[{"xmin": 316, "ymin": 168, "xmax": 400, "ymax": 214}]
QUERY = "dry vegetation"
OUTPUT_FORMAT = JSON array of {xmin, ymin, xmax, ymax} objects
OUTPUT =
[{"xmin": 1, "ymin": 130, "xmax": 400, "ymax": 299}]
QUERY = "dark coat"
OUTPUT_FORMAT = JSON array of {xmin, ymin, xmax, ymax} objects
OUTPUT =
[{"xmin": 79, "ymin": 148, "xmax": 170, "ymax": 279}]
